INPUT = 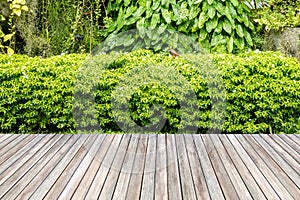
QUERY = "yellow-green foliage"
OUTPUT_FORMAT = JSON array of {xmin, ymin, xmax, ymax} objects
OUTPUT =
[{"xmin": 0, "ymin": 50, "xmax": 299, "ymax": 133}]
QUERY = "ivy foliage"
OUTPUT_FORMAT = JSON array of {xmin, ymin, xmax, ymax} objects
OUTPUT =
[
  {"xmin": 105, "ymin": 0, "xmax": 255, "ymax": 53},
  {"xmin": 1, "ymin": 50, "xmax": 300, "ymax": 134}
]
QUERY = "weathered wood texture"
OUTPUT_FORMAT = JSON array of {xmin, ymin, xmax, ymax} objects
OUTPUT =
[{"xmin": 0, "ymin": 134, "xmax": 299, "ymax": 199}]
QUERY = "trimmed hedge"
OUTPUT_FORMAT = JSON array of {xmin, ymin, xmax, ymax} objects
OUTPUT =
[
  {"xmin": 0, "ymin": 54, "xmax": 86, "ymax": 133},
  {"xmin": 0, "ymin": 50, "xmax": 299, "ymax": 133}
]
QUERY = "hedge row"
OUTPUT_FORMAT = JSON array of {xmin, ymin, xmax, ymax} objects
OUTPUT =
[{"xmin": 0, "ymin": 50, "xmax": 299, "ymax": 133}]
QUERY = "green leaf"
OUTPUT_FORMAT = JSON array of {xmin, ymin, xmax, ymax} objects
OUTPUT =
[
  {"xmin": 7, "ymin": 47, "xmax": 14, "ymax": 55},
  {"xmin": 133, "ymin": 6, "xmax": 146, "ymax": 17},
  {"xmin": 215, "ymin": 22, "xmax": 223, "ymax": 33},
  {"xmin": 124, "ymin": 0, "xmax": 131, "ymax": 7},
  {"xmin": 223, "ymin": 19, "xmax": 232, "ymax": 34},
  {"xmin": 189, "ymin": 6, "xmax": 200, "ymax": 20},
  {"xmin": 138, "ymin": 0, "xmax": 146, "ymax": 7},
  {"xmin": 228, "ymin": 2, "xmax": 237, "ymax": 17},
  {"xmin": 202, "ymin": 1, "xmax": 209, "ymax": 13},
  {"xmin": 157, "ymin": 23, "xmax": 168, "ymax": 35},
  {"xmin": 216, "ymin": 2, "xmax": 225, "ymax": 15},
  {"xmin": 228, "ymin": 36, "xmax": 234, "ymax": 53},
  {"xmin": 244, "ymin": 30, "xmax": 253, "ymax": 46},
  {"xmin": 194, "ymin": 0, "xmax": 203, "ymax": 4},
  {"xmin": 123, "ymin": 35, "xmax": 135, "ymax": 47},
  {"xmin": 236, "ymin": 24, "xmax": 244, "ymax": 38},
  {"xmin": 150, "ymin": 13, "xmax": 160, "ymax": 29},
  {"xmin": 241, "ymin": 13, "xmax": 249, "ymax": 27},
  {"xmin": 3, "ymin": 34, "xmax": 14, "ymax": 42},
  {"xmin": 198, "ymin": 12, "xmax": 207, "ymax": 29},
  {"xmin": 208, "ymin": 7, "xmax": 216, "ymax": 19},
  {"xmin": 206, "ymin": 18, "xmax": 218, "ymax": 33},
  {"xmin": 207, "ymin": 0, "xmax": 214, "ymax": 5},
  {"xmin": 162, "ymin": 8, "xmax": 171, "ymax": 24},
  {"xmin": 124, "ymin": 6, "xmax": 136, "ymax": 19},
  {"xmin": 211, "ymin": 33, "xmax": 223, "ymax": 46},
  {"xmin": 198, "ymin": 29, "xmax": 207, "ymax": 41},
  {"xmin": 234, "ymin": 36, "xmax": 245, "ymax": 49},
  {"xmin": 137, "ymin": 18, "xmax": 146, "ymax": 37},
  {"xmin": 178, "ymin": 21, "xmax": 190, "ymax": 33},
  {"xmin": 162, "ymin": 0, "xmax": 168, "ymax": 6},
  {"xmin": 230, "ymin": 0, "xmax": 239, "ymax": 7},
  {"xmin": 152, "ymin": 0, "xmax": 161, "ymax": 11}
]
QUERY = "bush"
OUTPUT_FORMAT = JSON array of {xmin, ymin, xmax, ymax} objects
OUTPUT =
[
  {"xmin": 0, "ymin": 54, "xmax": 86, "ymax": 133},
  {"xmin": 0, "ymin": 50, "xmax": 299, "ymax": 134}
]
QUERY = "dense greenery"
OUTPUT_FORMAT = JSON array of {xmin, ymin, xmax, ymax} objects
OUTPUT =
[
  {"xmin": 253, "ymin": 0, "xmax": 300, "ymax": 31},
  {"xmin": 105, "ymin": 0, "xmax": 255, "ymax": 53},
  {"xmin": 1, "ymin": 50, "xmax": 299, "ymax": 134}
]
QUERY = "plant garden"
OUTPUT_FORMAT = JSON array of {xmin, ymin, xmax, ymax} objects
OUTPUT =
[{"xmin": 0, "ymin": 0, "xmax": 299, "ymax": 134}]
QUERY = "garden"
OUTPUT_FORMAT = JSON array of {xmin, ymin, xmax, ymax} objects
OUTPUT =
[{"xmin": 0, "ymin": 0, "xmax": 300, "ymax": 134}]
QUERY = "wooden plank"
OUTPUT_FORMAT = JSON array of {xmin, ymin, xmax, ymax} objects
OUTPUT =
[
  {"xmin": 202, "ymin": 135, "xmax": 239, "ymax": 200},
  {"xmin": 0, "ymin": 135, "xmax": 35, "ymax": 166},
  {"xmin": 278, "ymin": 135, "xmax": 300, "ymax": 154},
  {"xmin": 43, "ymin": 134, "xmax": 98, "ymax": 199},
  {"xmin": 184, "ymin": 134, "xmax": 210, "ymax": 199},
  {"xmin": 193, "ymin": 134, "xmax": 225, "ymax": 199},
  {"xmin": 269, "ymin": 135, "xmax": 300, "ymax": 162},
  {"xmin": 218, "ymin": 135, "xmax": 267, "ymax": 200},
  {"xmin": 175, "ymin": 134, "xmax": 197, "ymax": 199},
  {"xmin": 260, "ymin": 135, "xmax": 300, "ymax": 173},
  {"xmin": 28, "ymin": 134, "xmax": 92, "ymax": 200},
  {"xmin": 166, "ymin": 134, "xmax": 182, "ymax": 200},
  {"xmin": 245, "ymin": 135, "xmax": 300, "ymax": 199},
  {"xmin": 252, "ymin": 135, "xmax": 300, "ymax": 188},
  {"xmin": 209, "ymin": 134, "xmax": 253, "ymax": 199},
  {"xmin": 98, "ymin": 134, "xmax": 131, "ymax": 200},
  {"xmin": 287, "ymin": 134, "xmax": 300, "ymax": 145},
  {"xmin": 0, "ymin": 134, "xmax": 13, "ymax": 146},
  {"xmin": 14, "ymin": 134, "xmax": 84, "ymax": 200},
  {"xmin": 71, "ymin": 135, "xmax": 115, "ymax": 199},
  {"xmin": 154, "ymin": 134, "xmax": 168, "ymax": 200},
  {"xmin": 140, "ymin": 134, "xmax": 156, "ymax": 200},
  {"xmin": 58, "ymin": 135, "xmax": 106, "ymax": 200},
  {"xmin": 226, "ymin": 134, "xmax": 280, "ymax": 199},
  {"xmin": 125, "ymin": 134, "xmax": 148, "ymax": 199},
  {"xmin": 84, "ymin": 135, "xmax": 123, "ymax": 199},
  {"xmin": 0, "ymin": 135, "xmax": 44, "ymax": 174},
  {"xmin": 112, "ymin": 135, "xmax": 139, "ymax": 200},
  {"xmin": 0, "ymin": 134, "xmax": 18, "ymax": 150},
  {"xmin": 0, "ymin": 134, "xmax": 61, "ymax": 197},
  {"xmin": 235, "ymin": 135, "xmax": 293, "ymax": 199},
  {"xmin": 3, "ymin": 135, "xmax": 70, "ymax": 199}
]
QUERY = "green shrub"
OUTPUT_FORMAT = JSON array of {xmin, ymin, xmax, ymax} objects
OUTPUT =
[
  {"xmin": 0, "ymin": 54, "xmax": 86, "ymax": 133},
  {"xmin": 253, "ymin": 0, "xmax": 300, "ymax": 31},
  {"xmin": 1, "ymin": 50, "xmax": 299, "ymax": 134}
]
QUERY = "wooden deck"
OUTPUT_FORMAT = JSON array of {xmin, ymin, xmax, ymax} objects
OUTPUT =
[{"xmin": 0, "ymin": 134, "xmax": 299, "ymax": 199}]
